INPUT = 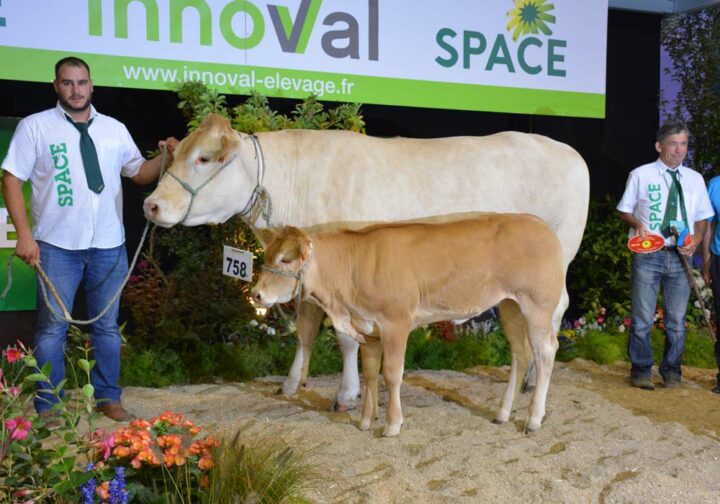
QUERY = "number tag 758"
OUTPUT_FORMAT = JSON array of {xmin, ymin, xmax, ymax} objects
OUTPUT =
[{"xmin": 222, "ymin": 246, "xmax": 253, "ymax": 282}]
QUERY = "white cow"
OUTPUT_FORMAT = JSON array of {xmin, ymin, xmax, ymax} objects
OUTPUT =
[{"xmin": 144, "ymin": 114, "xmax": 589, "ymax": 409}]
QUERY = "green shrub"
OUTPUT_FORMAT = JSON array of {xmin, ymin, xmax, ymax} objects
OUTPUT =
[
  {"xmin": 568, "ymin": 196, "xmax": 632, "ymax": 317},
  {"xmin": 120, "ymin": 347, "xmax": 188, "ymax": 387},
  {"xmin": 575, "ymin": 329, "xmax": 627, "ymax": 364},
  {"xmin": 404, "ymin": 327, "xmax": 510, "ymax": 371}
]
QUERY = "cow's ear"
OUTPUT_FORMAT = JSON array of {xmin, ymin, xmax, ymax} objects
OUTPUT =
[{"xmin": 218, "ymin": 127, "xmax": 241, "ymax": 163}]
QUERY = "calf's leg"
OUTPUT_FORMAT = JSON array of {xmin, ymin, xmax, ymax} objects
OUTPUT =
[
  {"xmin": 359, "ymin": 338, "xmax": 382, "ymax": 431},
  {"xmin": 381, "ymin": 323, "xmax": 410, "ymax": 437},
  {"xmin": 524, "ymin": 309, "xmax": 559, "ymax": 433},
  {"xmin": 495, "ymin": 299, "xmax": 532, "ymax": 424}
]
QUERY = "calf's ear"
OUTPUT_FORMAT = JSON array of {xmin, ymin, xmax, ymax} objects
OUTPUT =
[
  {"xmin": 257, "ymin": 228, "xmax": 280, "ymax": 247},
  {"xmin": 300, "ymin": 239, "xmax": 314, "ymax": 262}
]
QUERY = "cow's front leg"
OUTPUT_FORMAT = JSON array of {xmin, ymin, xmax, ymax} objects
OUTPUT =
[
  {"xmin": 381, "ymin": 323, "xmax": 410, "ymax": 437},
  {"xmin": 280, "ymin": 302, "xmax": 324, "ymax": 396},
  {"xmin": 333, "ymin": 330, "xmax": 361, "ymax": 411},
  {"xmin": 359, "ymin": 337, "xmax": 382, "ymax": 431}
]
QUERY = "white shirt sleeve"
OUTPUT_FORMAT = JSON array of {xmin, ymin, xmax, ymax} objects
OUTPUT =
[
  {"xmin": 616, "ymin": 170, "xmax": 638, "ymax": 213},
  {"xmin": 1, "ymin": 118, "xmax": 37, "ymax": 181},
  {"xmin": 119, "ymin": 124, "xmax": 144, "ymax": 178}
]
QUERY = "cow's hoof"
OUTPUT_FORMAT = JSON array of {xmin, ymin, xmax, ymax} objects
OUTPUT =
[
  {"xmin": 359, "ymin": 418, "xmax": 372, "ymax": 431},
  {"xmin": 332, "ymin": 399, "xmax": 359, "ymax": 412},
  {"xmin": 521, "ymin": 384, "xmax": 535, "ymax": 394},
  {"xmin": 491, "ymin": 418, "xmax": 505, "ymax": 425},
  {"xmin": 382, "ymin": 423, "xmax": 402, "ymax": 437},
  {"xmin": 523, "ymin": 422, "xmax": 540, "ymax": 434}
]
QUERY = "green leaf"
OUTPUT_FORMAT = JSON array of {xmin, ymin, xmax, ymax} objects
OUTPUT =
[
  {"xmin": 78, "ymin": 358, "xmax": 91, "ymax": 372},
  {"xmin": 82, "ymin": 383, "xmax": 95, "ymax": 399},
  {"xmin": 24, "ymin": 373, "xmax": 48, "ymax": 382}
]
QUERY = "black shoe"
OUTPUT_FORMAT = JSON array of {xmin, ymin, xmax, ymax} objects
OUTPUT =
[
  {"xmin": 712, "ymin": 384, "xmax": 720, "ymax": 394},
  {"xmin": 630, "ymin": 376, "xmax": 655, "ymax": 390}
]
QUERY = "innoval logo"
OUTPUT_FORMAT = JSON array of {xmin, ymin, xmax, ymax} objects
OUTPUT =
[{"xmin": 507, "ymin": 0, "xmax": 556, "ymax": 42}]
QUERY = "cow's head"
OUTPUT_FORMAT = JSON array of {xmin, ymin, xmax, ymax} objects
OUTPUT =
[
  {"xmin": 144, "ymin": 113, "xmax": 252, "ymax": 227},
  {"xmin": 251, "ymin": 227, "xmax": 314, "ymax": 307}
]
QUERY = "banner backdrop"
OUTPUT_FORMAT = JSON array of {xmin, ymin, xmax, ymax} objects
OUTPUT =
[
  {"xmin": 0, "ymin": 0, "xmax": 607, "ymax": 117},
  {"xmin": 0, "ymin": 117, "xmax": 36, "ymax": 311}
]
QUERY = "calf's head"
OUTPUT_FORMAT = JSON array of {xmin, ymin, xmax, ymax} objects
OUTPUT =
[
  {"xmin": 251, "ymin": 227, "xmax": 314, "ymax": 307},
  {"xmin": 143, "ymin": 113, "xmax": 246, "ymax": 227}
]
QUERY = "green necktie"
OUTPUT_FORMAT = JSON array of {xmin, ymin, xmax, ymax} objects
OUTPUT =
[
  {"xmin": 660, "ymin": 169, "xmax": 688, "ymax": 235},
  {"xmin": 67, "ymin": 116, "xmax": 104, "ymax": 194}
]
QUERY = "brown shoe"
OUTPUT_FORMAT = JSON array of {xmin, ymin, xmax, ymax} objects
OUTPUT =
[
  {"xmin": 38, "ymin": 410, "xmax": 64, "ymax": 430},
  {"xmin": 96, "ymin": 402, "xmax": 135, "ymax": 422}
]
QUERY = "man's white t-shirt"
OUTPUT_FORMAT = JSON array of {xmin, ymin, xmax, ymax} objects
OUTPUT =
[
  {"xmin": 1, "ymin": 103, "xmax": 144, "ymax": 250},
  {"xmin": 617, "ymin": 160, "xmax": 714, "ymax": 245}
]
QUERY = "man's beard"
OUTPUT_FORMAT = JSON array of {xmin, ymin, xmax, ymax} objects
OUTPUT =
[{"xmin": 59, "ymin": 93, "xmax": 91, "ymax": 113}]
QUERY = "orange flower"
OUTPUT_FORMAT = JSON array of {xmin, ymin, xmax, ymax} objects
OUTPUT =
[
  {"xmin": 96, "ymin": 481, "xmax": 110, "ymax": 501},
  {"xmin": 198, "ymin": 455, "xmax": 214, "ymax": 470}
]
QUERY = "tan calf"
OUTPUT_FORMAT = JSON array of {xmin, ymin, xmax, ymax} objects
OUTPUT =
[{"xmin": 251, "ymin": 215, "xmax": 565, "ymax": 435}]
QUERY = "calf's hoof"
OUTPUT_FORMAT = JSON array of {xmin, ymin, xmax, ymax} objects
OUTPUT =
[
  {"xmin": 277, "ymin": 382, "xmax": 301, "ymax": 396},
  {"xmin": 491, "ymin": 418, "xmax": 506, "ymax": 425},
  {"xmin": 359, "ymin": 418, "xmax": 372, "ymax": 431}
]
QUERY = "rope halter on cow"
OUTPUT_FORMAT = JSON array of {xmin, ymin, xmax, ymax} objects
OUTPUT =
[{"xmin": 164, "ymin": 133, "xmax": 272, "ymax": 226}]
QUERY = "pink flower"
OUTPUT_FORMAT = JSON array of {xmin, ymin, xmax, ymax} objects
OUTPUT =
[
  {"xmin": 7, "ymin": 385, "xmax": 21, "ymax": 397},
  {"xmin": 7, "ymin": 416, "xmax": 32, "ymax": 441},
  {"xmin": 128, "ymin": 275, "xmax": 141, "ymax": 284},
  {"xmin": 137, "ymin": 259, "xmax": 150, "ymax": 272},
  {"xmin": 623, "ymin": 317, "xmax": 632, "ymax": 327},
  {"xmin": 597, "ymin": 317, "xmax": 605, "ymax": 324},
  {"xmin": 100, "ymin": 433, "xmax": 115, "ymax": 460},
  {"xmin": 4, "ymin": 347, "xmax": 23, "ymax": 363},
  {"xmin": 599, "ymin": 307, "xmax": 607, "ymax": 315}
]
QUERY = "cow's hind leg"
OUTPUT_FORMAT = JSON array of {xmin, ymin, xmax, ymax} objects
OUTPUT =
[
  {"xmin": 495, "ymin": 299, "xmax": 532, "ymax": 424},
  {"xmin": 524, "ymin": 307, "xmax": 559, "ymax": 433},
  {"xmin": 359, "ymin": 337, "xmax": 382, "ymax": 431},
  {"xmin": 280, "ymin": 302, "xmax": 324, "ymax": 396}
]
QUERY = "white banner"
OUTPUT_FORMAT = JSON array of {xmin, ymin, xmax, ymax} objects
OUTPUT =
[{"xmin": 0, "ymin": 0, "xmax": 608, "ymax": 117}]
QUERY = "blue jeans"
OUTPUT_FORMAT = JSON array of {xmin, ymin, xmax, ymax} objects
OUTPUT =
[
  {"xmin": 34, "ymin": 241, "xmax": 128, "ymax": 413},
  {"xmin": 629, "ymin": 250, "xmax": 690, "ymax": 381}
]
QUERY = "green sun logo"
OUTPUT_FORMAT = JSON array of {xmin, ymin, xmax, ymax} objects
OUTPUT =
[{"xmin": 507, "ymin": 0, "xmax": 556, "ymax": 42}]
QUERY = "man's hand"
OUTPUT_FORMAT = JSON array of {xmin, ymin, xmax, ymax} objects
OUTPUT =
[
  {"xmin": 678, "ymin": 234, "xmax": 699, "ymax": 256},
  {"xmin": 703, "ymin": 262, "xmax": 712, "ymax": 287},
  {"xmin": 15, "ymin": 234, "xmax": 40, "ymax": 268},
  {"xmin": 159, "ymin": 137, "xmax": 179, "ymax": 162}
]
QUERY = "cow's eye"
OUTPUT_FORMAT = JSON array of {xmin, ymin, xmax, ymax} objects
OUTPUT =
[
  {"xmin": 197, "ymin": 156, "xmax": 210, "ymax": 164},
  {"xmin": 280, "ymin": 258, "xmax": 292, "ymax": 264}
]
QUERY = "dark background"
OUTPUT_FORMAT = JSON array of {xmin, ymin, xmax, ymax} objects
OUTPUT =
[{"xmin": 0, "ymin": 9, "xmax": 662, "ymax": 345}]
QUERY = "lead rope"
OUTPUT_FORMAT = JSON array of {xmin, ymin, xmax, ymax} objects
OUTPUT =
[{"xmin": 1, "ymin": 146, "xmax": 168, "ymax": 325}]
